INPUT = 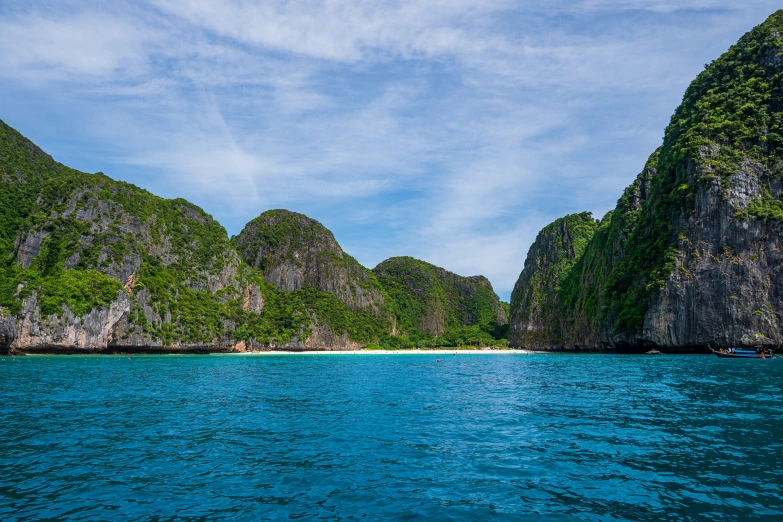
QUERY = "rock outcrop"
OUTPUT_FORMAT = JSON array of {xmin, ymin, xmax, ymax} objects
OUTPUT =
[
  {"xmin": 509, "ymin": 11, "xmax": 783, "ymax": 351},
  {"xmin": 232, "ymin": 209, "xmax": 387, "ymax": 313},
  {"xmin": 12, "ymin": 291, "xmax": 131, "ymax": 352},
  {"xmin": 0, "ymin": 308, "xmax": 16, "ymax": 354},
  {"xmin": 373, "ymin": 256, "xmax": 508, "ymax": 336},
  {"xmin": 508, "ymin": 212, "xmax": 598, "ymax": 348},
  {"xmin": 0, "ymin": 118, "xmax": 512, "ymax": 353},
  {"xmin": 0, "ymin": 120, "xmax": 379, "ymax": 353}
]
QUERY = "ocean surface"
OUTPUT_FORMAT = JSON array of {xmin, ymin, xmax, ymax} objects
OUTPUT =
[{"xmin": 0, "ymin": 354, "xmax": 781, "ymax": 521}]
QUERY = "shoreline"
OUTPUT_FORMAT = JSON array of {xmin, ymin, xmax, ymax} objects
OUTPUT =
[
  {"xmin": 1, "ymin": 348, "xmax": 739, "ymax": 356},
  {"xmin": 1, "ymin": 348, "xmax": 747, "ymax": 356},
  {"xmin": 225, "ymin": 349, "xmax": 534, "ymax": 355},
  {"xmin": 5, "ymin": 348, "xmax": 535, "ymax": 356}
]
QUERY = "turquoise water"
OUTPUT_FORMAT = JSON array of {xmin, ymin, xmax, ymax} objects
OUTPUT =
[{"xmin": 0, "ymin": 354, "xmax": 781, "ymax": 521}]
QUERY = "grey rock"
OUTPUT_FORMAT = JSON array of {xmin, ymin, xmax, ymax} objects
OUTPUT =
[
  {"xmin": 233, "ymin": 210, "xmax": 387, "ymax": 313},
  {"xmin": 642, "ymin": 163, "xmax": 783, "ymax": 349},
  {"xmin": 11, "ymin": 291, "xmax": 131, "ymax": 353},
  {"xmin": 0, "ymin": 309, "xmax": 16, "ymax": 354},
  {"xmin": 16, "ymin": 229, "xmax": 47, "ymax": 268}
]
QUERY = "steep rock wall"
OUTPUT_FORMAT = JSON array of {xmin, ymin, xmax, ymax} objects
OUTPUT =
[
  {"xmin": 508, "ymin": 212, "xmax": 598, "ymax": 348},
  {"xmin": 509, "ymin": 11, "xmax": 783, "ymax": 351},
  {"xmin": 232, "ymin": 210, "xmax": 388, "ymax": 314},
  {"xmin": 373, "ymin": 256, "xmax": 508, "ymax": 337}
]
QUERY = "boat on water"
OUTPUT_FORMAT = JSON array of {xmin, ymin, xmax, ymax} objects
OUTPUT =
[{"xmin": 709, "ymin": 346, "xmax": 775, "ymax": 359}]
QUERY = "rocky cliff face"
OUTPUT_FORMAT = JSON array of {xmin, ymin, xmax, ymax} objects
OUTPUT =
[
  {"xmin": 644, "ymin": 158, "xmax": 783, "ymax": 350},
  {"xmin": 232, "ymin": 210, "xmax": 387, "ymax": 313},
  {"xmin": 0, "ymin": 117, "xmax": 264, "ymax": 353},
  {"xmin": 508, "ymin": 213, "xmax": 598, "ymax": 348},
  {"xmin": 0, "ymin": 121, "xmax": 376, "ymax": 353},
  {"xmin": 373, "ymin": 256, "xmax": 508, "ymax": 337},
  {"xmin": 509, "ymin": 11, "xmax": 783, "ymax": 351},
  {"xmin": 0, "ymin": 118, "xmax": 512, "ymax": 353}
]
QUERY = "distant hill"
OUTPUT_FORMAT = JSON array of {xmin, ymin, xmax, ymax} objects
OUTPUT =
[
  {"xmin": 233, "ymin": 209, "xmax": 388, "ymax": 313},
  {"xmin": 373, "ymin": 256, "xmax": 508, "ymax": 347}
]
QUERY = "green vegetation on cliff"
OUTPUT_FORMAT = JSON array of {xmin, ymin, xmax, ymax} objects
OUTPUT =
[
  {"xmin": 739, "ymin": 190, "xmax": 783, "ymax": 221},
  {"xmin": 603, "ymin": 12, "xmax": 783, "ymax": 334},
  {"xmin": 509, "ymin": 10, "xmax": 783, "ymax": 349},
  {"xmin": 0, "ymin": 128, "xmax": 249, "ymax": 343},
  {"xmin": 510, "ymin": 212, "xmax": 598, "ymax": 312},
  {"xmin": 0, "ymin": 121, "xmax": 125, "ymax": 317},
  {"xmin": 232, "ymin": 209, "xmax": 390, "ymax": 311},
  {"xmin": 667, "ymin": 12, "xmax": 783, "ymax": 179},
  {"xmin": 374, "ymin": 256, "xmax": 508, "ymax": 348},
  {"xmin": 0, "ymin": 119, "xmax": 395, "ymax": 348},
  {"xmin": 509, "ymin": 212, "xmax": 599, "ymax": 347},
  {"xmin": 0, "ymin": 122, "xmax": 54, "ymax": 256},
  {"xmin": 232, "ymin": 209, "xmax": 325, "ymax": 271}
]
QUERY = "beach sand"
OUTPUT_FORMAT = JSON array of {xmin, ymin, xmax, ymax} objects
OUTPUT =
[
  {"xmin": 226, "ymin": 349, "xmax": 534, "ymax": 355},
  {"xmin": 13, "ymin": 348, "xmax": 534, "ymax": 356}
]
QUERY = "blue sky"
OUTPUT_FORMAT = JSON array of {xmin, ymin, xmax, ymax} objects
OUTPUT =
[{"xmin": 0, "ymin": 1, "xmax": 780, "ymax": 300}]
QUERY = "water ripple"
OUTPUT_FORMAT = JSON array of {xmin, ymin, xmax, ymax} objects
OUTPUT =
[{"xmin": 0, "ymin": 354, "xmax": 781, "ymax": 520}]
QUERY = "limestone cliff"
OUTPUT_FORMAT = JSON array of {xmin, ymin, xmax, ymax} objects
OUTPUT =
[
  {"xmin": 232, "ymin": 210, "xmax": 387, "ymax": 313},
  {"xmin": 0, "ymin": 120, "xmax": 376, "ymax": 353},
  {"xmin": 509, "ymin": 11, "xmax": 783, "ymax": 351},
  {"xmin": 0, "ymin": 118, "xmax": 511, "ymax": 353},
  {"xmin": 508, "ymin": 212, "xmax": 598, "ymax": 348},
  {"xmin": 373, "ymin": 256, "xmax": 508, "ymax": 337}
]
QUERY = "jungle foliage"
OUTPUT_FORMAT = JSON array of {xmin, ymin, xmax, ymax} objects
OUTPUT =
[
  {"xmin": 374, "ymin": 256, "xmax": 509, "ymax": 347},
  {"xmin": 0, "ymin": 118, "xmax": 505, "ymax": 348}
]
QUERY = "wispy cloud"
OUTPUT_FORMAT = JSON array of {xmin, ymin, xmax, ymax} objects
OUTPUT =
[
  {"xmin": 150, "ymin": 0, "xmax": 514, "ymax": 62},
  {"xmin": 0, "ymin": 10, "xmax": 153, "ymax": 81},
  {"xmin": 0, "ymin": 0, "xmax": 780, "ymax": 299}
]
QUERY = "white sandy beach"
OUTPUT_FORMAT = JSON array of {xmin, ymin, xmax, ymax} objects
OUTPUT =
[
  {"xmin": 227, "ymin": 349, "xmax": 534, "ymax": 355},
  {"xmin": 12, "ymin": 349, "xmax": 535, "ymax": 356}
]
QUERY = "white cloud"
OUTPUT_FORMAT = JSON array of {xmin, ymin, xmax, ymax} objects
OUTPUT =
[
  {"xmin": 0, "ymin": 11, "xmax": 156, "ymax": 82},
  {"xmin": 150, "ymin": 0, "xmax": 514, "ymax": 62},
  {"xmin": 580, "ymin": 0, "xmax": 739, "ymax": 13},
  {"xmin": 1, "ymin": 1, "xmax": 781, "ymax": 299}
]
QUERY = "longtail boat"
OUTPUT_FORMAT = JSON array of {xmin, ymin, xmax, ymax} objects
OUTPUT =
[{"xmin": 709, "ymin": 347, "xmax": 775, "ymax": 359}]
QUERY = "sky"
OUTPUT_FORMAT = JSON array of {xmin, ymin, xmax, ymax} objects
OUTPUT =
[{"xmin": 0, "ymin": 1, "xmax": 780, "ymax": 301}]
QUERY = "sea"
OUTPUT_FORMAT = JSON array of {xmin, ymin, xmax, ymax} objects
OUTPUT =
[{"xmin": 0, "ymin": 353, "xmax": 781, "ymax": 521}]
